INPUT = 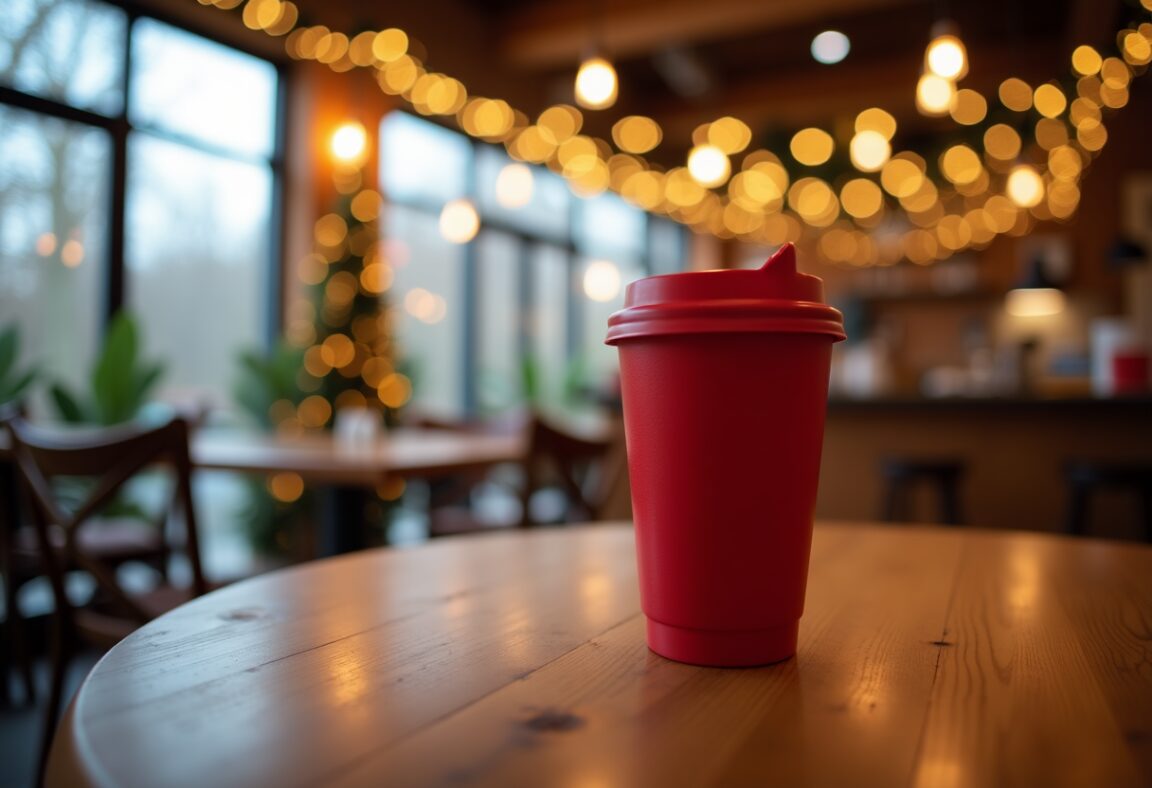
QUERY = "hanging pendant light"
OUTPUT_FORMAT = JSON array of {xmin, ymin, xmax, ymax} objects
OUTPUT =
[
  {"xmin": 575, "ymin": 55, "xmax": 618, "ymax": 110},
  {"xmin": 924, "ymin": 20, "xmax": 968, "ymax": 81}
]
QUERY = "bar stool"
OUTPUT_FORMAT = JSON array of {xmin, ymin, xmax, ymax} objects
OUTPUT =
[
  {"xmin": 1064, "ymin": 461, "xmax": 1152, "ymax": 541},
  {"xmin": 880, "ymin": 457, "xmax": 966, "ymax": 525}
]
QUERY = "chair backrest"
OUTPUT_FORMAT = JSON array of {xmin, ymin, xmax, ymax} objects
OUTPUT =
[
  {"xmin": 2, "ymin": 416, "xmax": 207, "ymax": 626},
  {"xmin": 519, "ymin": 414, "xmax": 626, "ymax": 526}
]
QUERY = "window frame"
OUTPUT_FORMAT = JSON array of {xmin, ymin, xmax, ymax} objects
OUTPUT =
[
  {"xmin": 0, "ymin": 0, "xmax": 289, "ymax": 346},
  {"xmin": 379, "ymin": 110, "xmax": 687, "ymax": 418}
]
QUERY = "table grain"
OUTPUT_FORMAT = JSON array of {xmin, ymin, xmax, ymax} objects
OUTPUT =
[{"xmin": 47, "ymin": 523, "xmax": 1152, "ymax": 788}]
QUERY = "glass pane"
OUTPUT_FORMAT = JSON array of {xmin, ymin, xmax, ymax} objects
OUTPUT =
[
  {"xmin": 576, "ymin": 191, "xmax": 646, "ymax": 261},
  {"xmin": 125, "ymin": 133, "xmax": 272, "ymax": 408},
  {"xmin": 380, "ymin": 112, "xmax": 470, "ymax": 206},
  {"xmin": 0, "ymin": 0, "xmax": 126, "ymax": 116},
  {"xmin": 527, "ymin": 245, "xmax": 569, "ymax": 407},
  {"xmin": 475, "ymin": 230, "xmax": 522, "ymax": 415},
  {"xmin": 385, "ymin": 203, "xmax": 465, "ymax": 418},
  {"xmin": 0, "ymin": 105, "xmax": 108, "ymax": 415},
  {"xmin": 649, "ymin": 216, "xmax": 686, "ymax": 275},
  {"xmin": 475, "ymin": 146, "xmax": 570, "ymax": 239},
  {"xmin": 130, "ymin": 18, "xmax": 278, "ymax": 159}
]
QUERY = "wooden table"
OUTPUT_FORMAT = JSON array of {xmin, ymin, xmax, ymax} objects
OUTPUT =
[
  {"xmin": 192, "ymin": 427, "xmax": 525, "ymax": 552},
  {"xmin": 47, "ymin": 523, "xmax": 1152, "ymax": 787},
  {"xmin": 191, "ymin": 427, "xmax": 525, "ymax": 486}
]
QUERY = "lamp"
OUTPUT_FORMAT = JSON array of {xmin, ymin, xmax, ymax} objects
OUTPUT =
[
  {"xmin": 924, "ymin": 20, "xmax": 968, "ymax": 81},
  {"xmin": 575, "ymin": 56, "xmax": 618, "ymax": 109},
  {"xmin": 330, "ymin": 121, "xmax": 368, "ymax": 167},
  {"xmin": 574, "ymin": 0, "xmax": 617, "ymax": 110},
  {"xmin": 1006, "ymin": 256, "xmax": 1065, "ymax": 317}
]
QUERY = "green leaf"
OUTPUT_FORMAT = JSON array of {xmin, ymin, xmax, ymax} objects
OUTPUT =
[
  {"xmin": 0, "ymin": 325, "xmax": 17, "ymax": 380},
  {"xmin": 92, "ymin": 313, "xmax": 138, "ymax": 424},
  {"xmin": 0, "ymin": 368, "xmax": 37, "ymax": 405},
  {"xmin": 50, "ymin": 384, "xmax": 88, "ymax": 423}
]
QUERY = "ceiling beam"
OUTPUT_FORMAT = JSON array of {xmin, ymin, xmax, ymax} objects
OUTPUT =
[{"xmin": 500, "ymin": 0, "xmax": 917, "ymax": 68}]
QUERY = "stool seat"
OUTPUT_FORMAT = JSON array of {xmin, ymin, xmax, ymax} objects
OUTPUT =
[
  {"xmin": 1064, "ymin": 461, "xmax": 1152, "ymax": 540},
  {"xmin": 881, "ymin": 457, "xmax": 966, "ymax": 525}
]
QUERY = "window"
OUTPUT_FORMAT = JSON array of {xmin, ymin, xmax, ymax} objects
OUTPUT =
[
  {"xmin": 378, "ymin": 112, "xmax": 686, "ymax": 420},
  {"xmin": 0, "ymin": 0, "xmax": 283, "ymax": 414}
]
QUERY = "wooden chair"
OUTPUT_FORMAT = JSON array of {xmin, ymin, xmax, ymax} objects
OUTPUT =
[
  {"xmin": 1064, "ymin": 461, "xmax": 1152, "ymax": 541},
  {"xmin": 1, "ymin": 406, "xmax": 171, "ymax": 708},
  {"xmin": 518, "ymin": 414, "xmax": 626, "ymax": 526},
  {"xmin": 3, "ymin": 416, "xmax": 211, "ymax": 784},
  {"xmin": 880, "ymin": 457, "xmax": 967, "ymax": 526},
  {"xmin": 425, "ymin": 412, "xmax": 628, "ymax": 536}
]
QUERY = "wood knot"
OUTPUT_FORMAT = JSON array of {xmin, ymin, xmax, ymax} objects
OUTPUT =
[
  {"xmin": 219, "ymin": 608, "xmax": 267, "ymax": 622},
  {"xmin": 521, "ymin": 708, "xmax": 585, "ymax": 733},
  {"xmin": 930, "ymin": 640, "xmax": 955, "ymax": 647}
]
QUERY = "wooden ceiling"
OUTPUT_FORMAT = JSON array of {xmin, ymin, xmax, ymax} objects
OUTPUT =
[{"xmin": 277, "ymin": 0, "xmax": 1123, "ymax": 168}]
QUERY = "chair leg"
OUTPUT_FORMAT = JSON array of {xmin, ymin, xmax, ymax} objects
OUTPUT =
[
  {"xmin": 1141, "ymin": 488, "xmax": 1152, "ymax": 544},
  {"xmin": 941, "ymin": 481, "xmax": 962, "ymax": 526},
  {"xmin": 36, "ymin": 619, "xmax": 71, "ymax": 787},
  {"xmin": 1066, "ymin": 482, "xmax": 1090, "ymax": 536},
  {"xmin": 881, "ymin": 481, "xmax": 903, "ymax": 523},
  {"xmin": 3, "ymin": 577, "xmax": 36, "ymax": 705}
]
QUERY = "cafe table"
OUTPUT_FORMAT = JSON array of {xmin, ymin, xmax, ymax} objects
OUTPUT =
[
  {"xmin": 190, "ymin": 427, "xmax": 525, "ymax": 487},
  {"xmin": 46, "ymin": 522, "xmax": 1152, "ymax": 787},
  {"xmin": 191, "ymin": 427, "xmax": 525, "ymax": 552}
]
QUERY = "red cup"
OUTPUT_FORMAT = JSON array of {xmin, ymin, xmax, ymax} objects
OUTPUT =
[
  {"xmin": 606, "ymin": 243, "xmax": 846, "ymax": 666},
  {"xmin": 1112, "ymin": 351, "xmax": 1150, "ymax": 395}
]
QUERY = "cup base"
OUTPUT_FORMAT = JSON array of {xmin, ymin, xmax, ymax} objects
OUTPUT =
[{"xmin": 646, "ymin": 618, "xmax": 799, "ymax": 667}]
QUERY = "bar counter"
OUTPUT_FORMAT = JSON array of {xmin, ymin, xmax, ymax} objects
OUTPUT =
[{"xmin": 819, "ymin": 396, "xmax": 1152, "ymax": 537}]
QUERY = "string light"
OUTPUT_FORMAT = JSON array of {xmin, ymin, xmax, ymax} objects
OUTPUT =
[
  {"xmin": 438, "ymin": 198, "xmax": 480, "ymax": 243},
  {"xmin": 917, "ymin": 73, "xmax": 956, "ymax": 115},
  {"xmin": 201, "ymin": 0, "xmax": 1151, "ymax": 264},
  {"xmin": 687, "ymin": 144, "xmax": 731, "ymax": 188},
  {"xmin": 1006, "ymin": 165, "xmax": 1045, "ymax": 208}
]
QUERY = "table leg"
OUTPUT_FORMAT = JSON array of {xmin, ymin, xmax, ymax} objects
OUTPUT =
[{"xmin": 318, "ymin": 486, "xmax": 378, "ymax": 555}]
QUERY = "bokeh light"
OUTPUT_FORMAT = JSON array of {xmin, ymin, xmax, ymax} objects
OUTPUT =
[
  {"xmin": 575, "ymin": 57, "xmax": 618, "ymax": 109},
  {"xmin": 811, "ymin": 30, "xmax": 850, "ymax": 64},
  {"xmin": 850, "ymin": 130, "xmax": 891, "ymax": 172},
  {"xmin": 495, "ymin": 162, "xmax": 534, "ymax": 208},
  {"xmin": 687, "ymin": 144, "xmax": 731, "ymax": 187},
  {"xmin": 790, "ymin": 128, "xmax": 834, "ymax": 166},
  {"xmin": 1007, "ymin": 165, "xmax": 1044, "ymax": 208},
  {"xmin": 330, "ymin": 121, "xmax": 367, "ymax": 165},
  {"xmin": 916, "ymin": 74, "xmax": 955, "ymax": 116},
  {"xmin": 583, "ymin": 260, "xmax": 622, "ymax": 301},
  {"xmin": 438, "ymin": 198, "xmax": 480, "ymax": 243}
]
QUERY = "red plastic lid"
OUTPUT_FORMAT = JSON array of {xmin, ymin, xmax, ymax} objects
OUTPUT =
[{"xmin": 606, "ymin": 243, "xmax": 846, "ymax": 344}]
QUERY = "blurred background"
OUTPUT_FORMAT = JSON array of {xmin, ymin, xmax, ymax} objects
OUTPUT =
[{"xmin": 2, "ymin": 0, "xmax": 1151, "ymax": 560}]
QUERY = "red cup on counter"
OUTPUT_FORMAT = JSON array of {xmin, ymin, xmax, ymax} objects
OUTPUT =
[
  {"xmin": 605, "ymin": 243, "xmax": 846, "ymax": 667},
  {"xmin": 1112, "ymin": 350, "xmax": 1150, "ymax": 395}
]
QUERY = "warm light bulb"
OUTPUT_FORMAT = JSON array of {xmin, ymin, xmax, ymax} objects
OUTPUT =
[
  {"xmin": 494, "ymin": 163, "xmax": 534, "ymax": 209},
  {"xmin": 575, "ymin": 57, "xmax": 618, "ymax": 110},
  {"xmin": 1006, "ymin": 165, "xmax": 1044, "ymax": 208},
  {"xmin": 926, "ymin": 34, "xmax": 967, "ymax": 80},
  {"xmin": 438, "ymin": 198, "xmax": 480, "ymax": 244},
  {"xmin": 916, "ymin": 73, "xmax": 956, "ymax": 116},
  {"xmin": 1006, "ymin": 288, "xmax": 1065, "ymax": 317},
  {"xmin": 583, "ymin": 260, "xmax": 621, "ymax": 302},
  {"xmin": 687, "ymin": 144, "xmax": 731, "ymax": 188},
  {"xmin": 811, "ymin": 30, "xmax": 850, "ymax": 64},
  {"xmin": 849, "ymin": 130, "xmax": 891, "ymax": 172},
  {"xmin": 330, "ymin": 122, "xmax": 367, "ymax": 165}
]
